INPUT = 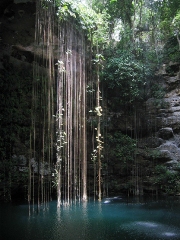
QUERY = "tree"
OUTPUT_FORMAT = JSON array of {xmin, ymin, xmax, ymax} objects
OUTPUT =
[
  {"xmin": 158, "ymin": 0, "xmax": 180, "ymax": 40},
  {"xmin": 102, "ymin": 51, "xmax": 147, "ymax": 108}
]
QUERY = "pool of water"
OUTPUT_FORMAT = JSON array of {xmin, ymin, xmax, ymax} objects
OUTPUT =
[{"xmin": 1, "ymin": 196, "xmax": 180, "ymax": 240}]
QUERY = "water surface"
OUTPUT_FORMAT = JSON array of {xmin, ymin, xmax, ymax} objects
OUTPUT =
[{"xmin": 1, "ymin": 197, "xmax": 180, "ymax": 240}]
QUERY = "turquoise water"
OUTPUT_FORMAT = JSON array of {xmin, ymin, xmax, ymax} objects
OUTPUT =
[{"xmin": 1, "ymin": 197, "xmax": 180, "ymax": 240}]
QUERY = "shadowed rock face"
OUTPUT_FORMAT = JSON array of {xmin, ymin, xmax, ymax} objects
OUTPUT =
[
  {"xmin": 14, "ymin": 0, "xmax": 34, "ymax": 3},
  {"xmin": 0, "ymin": 0, "xmax": 61, "ymax": 71},
  {"xmin": 0, "ymin": 0, "xmax": 12, "ymax": 15},
  {"xmin": 0, "ymin": 0, "xmax": 36, "ymax": 68}
]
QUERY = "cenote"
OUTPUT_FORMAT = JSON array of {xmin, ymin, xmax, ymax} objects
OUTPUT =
[
  {"xmin": 1, "ymin": 197, "xmax": 180, "ymax": 240},
  {"xmin": 1, "ymin": 1, "xmax": 180, "ymax": 240}
]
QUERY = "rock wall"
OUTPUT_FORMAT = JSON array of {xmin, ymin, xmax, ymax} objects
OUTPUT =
[
  {"xmin": 146, "ymin": 62, "xmax": 180, "ymax": 166},
  {"xmin": 106, "ymin": 61, "xmax": 180, "ymax": 196},
  {"xmin": 0, "ymin": 1, "xmax": 36, "ymax": 200}
]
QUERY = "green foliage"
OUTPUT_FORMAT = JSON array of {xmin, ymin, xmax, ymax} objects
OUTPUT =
[
  {"xmin": 148, "ymin": 149, "xmax": 161, "ymax": 160},
  {"xmin": 102, "ymin": 51, "xmax": 147, "ymax": 106},
  {"xmin": 153, "ymin": 165, "xmax": 180, "ymax": 194},
  {"xmin": 55, "ymin": 0, "xmax": 109, "ymax": 44},
  {"xmin": 106, "ymin": 0, "xmax": 134, "ymax": 27},
  {"xmin": 158, "ymin": 0, "xmax": 180, "ymax": 40},
  {"xmin": 107, "ymin": 131, "xmax": 136, "ymax": 164},
  {"xmin": 149, "ymin": 82, "xmax": 170, "ymax": 109},
  {"xmin": 151, "ymin": 83, "xmax": 165, "ymax": 99},
  {"xmin": 163, "ymin": 36, "xmax": 180, "ymax": 63},
  {"xmin": 56, "ymin": 0, "xmax": 95, "ymax": 28}
]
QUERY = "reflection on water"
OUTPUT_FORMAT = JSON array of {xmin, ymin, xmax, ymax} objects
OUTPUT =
[
  {"xmin": 122, "ymin": 221, "xmax": 180, "ymax": 239},
  {"xmin": 136, "ymin": 221, "xmax": 159, "ymax": 227},
  {"xmin": 0, "ymin": 197, "xmax": 180, "ymax": 240}
]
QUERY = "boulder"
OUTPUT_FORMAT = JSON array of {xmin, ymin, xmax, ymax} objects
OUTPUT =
[
  {"xmin": 138, "ymin": 137, "xmax": 165, "ymax": 148},
  {"xmin": 158, "ymin": 127, "xmax": 174, "ymax": 140},
  {"xmin": 156, "ymin": 142, "xmax": 180, "ymax": 162}
]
